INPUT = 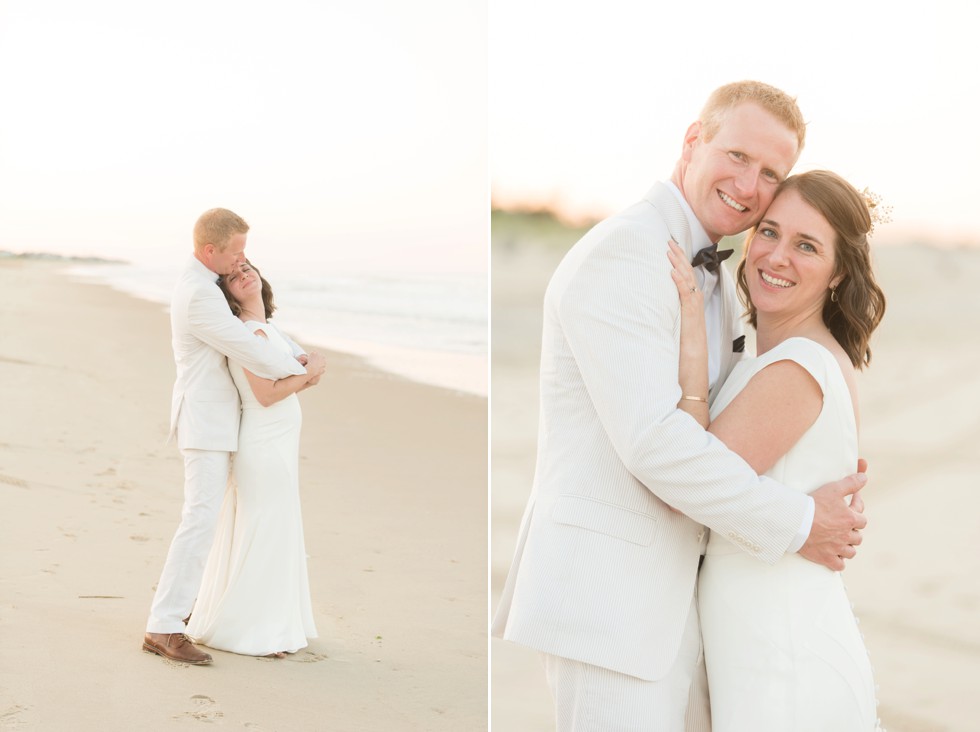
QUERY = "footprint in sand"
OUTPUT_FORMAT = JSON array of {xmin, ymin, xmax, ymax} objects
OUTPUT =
[
  {"xmin": 0, "ymin": 704, "xmax": 29, "ymax": 729},
  {"xmin": 174, "ymin": 694, "xmax": 223, "ymax": 723},
  {"xmin": 876, "ymin": 706, "xmax": 941, "ymax": 732},
  {"xmin": 291, "ymin": 651, "xmax": 329, "ymax": 663}
]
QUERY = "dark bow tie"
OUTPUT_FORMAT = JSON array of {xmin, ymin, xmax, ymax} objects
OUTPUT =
[{"xmin": 691, "ymin": 244, "xmax": 734, "ymax": 273}]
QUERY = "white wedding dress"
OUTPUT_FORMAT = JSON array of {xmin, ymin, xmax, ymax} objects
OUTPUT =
[
  {"xmin": 187, "ymin": 321, "xmax": 317, "ymax": 656},
  {"xmin": 698, "ymin": 337, "xmax": 880, "ymax": 731}
]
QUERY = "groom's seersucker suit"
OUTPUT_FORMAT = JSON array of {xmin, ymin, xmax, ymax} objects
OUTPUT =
[
  {"xmin": 491, "ymin": 183, "xmax": 810, "ymax": 693},
  {"xmin": 146, "ymin": 256, "xmax": 307, "ymax": 635}
]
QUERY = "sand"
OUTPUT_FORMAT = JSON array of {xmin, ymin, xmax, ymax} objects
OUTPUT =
[
  {"xmin": 490, "ymin": 234, "xmax": 980, "ymax": 732},
  {"xmin": 0, "ymin": 260, "xmax": 488, "ymax": 731}
]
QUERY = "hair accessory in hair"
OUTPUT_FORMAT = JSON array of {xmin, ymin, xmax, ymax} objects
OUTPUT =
[{"xmin": 860, "ymin": 187, "xmax": 892, "ymax": 235}]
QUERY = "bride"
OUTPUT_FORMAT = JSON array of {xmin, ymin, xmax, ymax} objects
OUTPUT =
[
  {"xmin": 186, "ymin": 260, "xmax": 323, "ymax": 657},
  {"xmin": 667, "ymin": 170, "xmax": 887, "ymax": 730}
]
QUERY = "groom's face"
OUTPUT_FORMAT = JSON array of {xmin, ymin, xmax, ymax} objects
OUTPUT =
[
  {"xmin": 680, "ymin": 102, "xmax": 799, "ymax": 242},
  {"xmin": 210, "ymin": 233, "xmax": 248, "ymax": 276}
]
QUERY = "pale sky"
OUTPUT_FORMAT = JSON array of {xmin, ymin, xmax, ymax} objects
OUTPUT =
[
  {"xmin": 491, "ymin": 0, "xmax": 980, "ymax": 246},
  {"xmin": 0, "ymin": 0, "xmax": 488, "ymax": 273}
]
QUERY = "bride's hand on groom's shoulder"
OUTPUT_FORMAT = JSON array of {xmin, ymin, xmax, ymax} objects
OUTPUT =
[{"xmin": 666, "ymin": 239, "xmax": 703, "ymax": 313}]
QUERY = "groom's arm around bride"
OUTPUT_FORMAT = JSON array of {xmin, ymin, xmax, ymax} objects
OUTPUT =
[{"xmin": 144, "ymin": 208, "xmax": 321, "ymax": 666}]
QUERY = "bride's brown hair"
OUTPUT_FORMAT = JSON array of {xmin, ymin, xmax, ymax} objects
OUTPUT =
[{"xmin": 736, "ymin": 170, "xmax": 886, "ymax": 369}]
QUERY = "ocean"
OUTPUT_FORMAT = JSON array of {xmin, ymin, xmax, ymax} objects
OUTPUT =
[{"xmin": 62, "ymin": 257, "xmax": 488, "ymax": 397}]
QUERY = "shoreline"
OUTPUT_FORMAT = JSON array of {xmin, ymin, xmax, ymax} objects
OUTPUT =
[
  {"xmin": 58, "ymin": 257, "xmax": 488, "ymax": 399},
  {"xmin": 0, "ymin": 259, "xmax": 488, "ymax": 731}
]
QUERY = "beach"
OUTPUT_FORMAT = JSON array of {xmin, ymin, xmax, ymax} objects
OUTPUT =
[
  {"xmin": 490, "ymin": 221, "xmax": 980, "ymax": 732},
  {"xmin": 0, "ymin": 260, "xmax": 488, "ymax": 731}
]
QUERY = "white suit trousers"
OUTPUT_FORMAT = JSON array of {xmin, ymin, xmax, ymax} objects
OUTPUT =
[
  {"xmin": 542, "ymin": 594, "xmax": 710, "ymax": 732},
  {"xmin": 146, "ymin": 449, "xmax": 230, "ymax": 634}
]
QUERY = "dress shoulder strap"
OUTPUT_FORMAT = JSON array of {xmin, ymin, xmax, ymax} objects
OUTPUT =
[{"xmin": 754, "ymin": 337, "xmax": 839, "ymax": 396}]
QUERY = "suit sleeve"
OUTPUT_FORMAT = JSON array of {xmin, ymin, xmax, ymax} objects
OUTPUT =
[
  {"xmin": 557, "ymin": 223, "xmax": 808, "ymax": 562},
  {"xmin": 187, "ymin": 284, "xmax": 307, "ymax": 380},
  {"xmin": 279, "ymin": 327, "xmax": 307, "ymax": 359}
]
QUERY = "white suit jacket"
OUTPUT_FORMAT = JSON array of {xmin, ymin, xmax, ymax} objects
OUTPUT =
[
  {"xmin": 168, "ymin": 257, "xmax": 307, "ymax": 452},
  {"xmin": 491, "ymin": 183, "xmax": 810, "ymax": 681}
]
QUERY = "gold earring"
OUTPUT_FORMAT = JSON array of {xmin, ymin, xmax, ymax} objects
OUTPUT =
[{"xmin": 830, "ymin": 286, "xmax": 839, "ymax": 303}]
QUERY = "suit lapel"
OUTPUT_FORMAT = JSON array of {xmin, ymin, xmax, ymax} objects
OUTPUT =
[
  {"xmin": 645, "ymin": 181, "xmax": 744, "ymax": 402},
  {"xmin": 644, "ymin": 183, "xmax": 692, "ymax": 255}
]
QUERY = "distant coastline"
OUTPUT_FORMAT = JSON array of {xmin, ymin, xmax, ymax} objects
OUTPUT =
[
  {"xmin": 0, "ymin": 249, "xmax": 127, "ymax": 265},
  {"xmin": 491, "ymin": 205, "xmax": 980, "ymax": 252},
  {"xmin": 491, "ymin": 206, "xmax": 594, "ymax": 253},
  {"xmin": 491, "ymin": 206, "xmax": 750, "ymax": 259}
]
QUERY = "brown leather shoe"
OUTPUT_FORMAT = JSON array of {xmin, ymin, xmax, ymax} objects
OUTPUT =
[{"xmin": 142, "ymin": 633, "xmax": 213, "ymax": 665}]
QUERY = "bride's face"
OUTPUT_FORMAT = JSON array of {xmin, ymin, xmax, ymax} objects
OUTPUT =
[
  {"xmin": 745, "ymin": 189, "xmax": 842, "ymax": 321},
  {"xmin": 223, "ymin": 262, "xmax": 262, "ymax": 305}
]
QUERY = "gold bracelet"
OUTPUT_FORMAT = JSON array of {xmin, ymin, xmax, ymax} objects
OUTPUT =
[{"xmin": 680, "ymin": 395, "xmax": 708, "ymax": 403}]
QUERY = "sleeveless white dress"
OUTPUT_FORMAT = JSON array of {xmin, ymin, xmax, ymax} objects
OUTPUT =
[
  {"xmin": 187, "ymin": 321, "xmax": 317, "ymax": 656},
  {"xmin": 698, "ymin": 337, "xmax": 880, "ymax": 731}
]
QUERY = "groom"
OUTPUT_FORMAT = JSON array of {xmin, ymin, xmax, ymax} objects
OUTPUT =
[
  {"xmin": 142, "ymin": 208, "xmax": 324, "ymax": 665},
  {"xmin": 491, "ymin": 81, "xmax": 869, "ymax": 729}
]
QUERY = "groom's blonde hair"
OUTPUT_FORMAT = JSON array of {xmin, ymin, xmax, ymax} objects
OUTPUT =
[
  {"xmin": 700, "ymin": 81, "xmax": 807, "ymax": 152},
  {"xmin": 193, "ymin": 208, "xmax": 250, "ymax": 253}
]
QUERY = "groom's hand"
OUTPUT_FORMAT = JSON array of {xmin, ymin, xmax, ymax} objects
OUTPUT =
[
  {"xmin": 798, "ymin": 458, "xmax": 869, "ymax": 572},
  {"xmin": 304, "ymin": 352, "xmax": 327, "ymax": 385}
]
